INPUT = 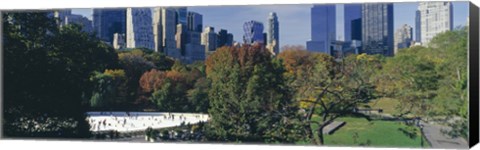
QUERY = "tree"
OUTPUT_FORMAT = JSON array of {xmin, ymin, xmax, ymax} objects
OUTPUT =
[
  {"xmin": 187, "ymin": 77, "xmax": 210, "ymax": 113},
  {"xmin": 3, "ymin": 12, "xmax": 117, "ymax": 138},
  {"xmin": 379, "ymin": 47, "xmax": 439, "ymax": 118},
  {"xmin": 89, "ymin": 69, "xmax": 128, "ymax": 109},
  {"xmin": 287, "ymin": 52, "xmax": 381, "ymax": 145},
  {"xmin": 118, "ymin": 51, "xmax": 155, "ymax": 104},
  {"xmin": 139, "ymin": 62, "xmax": 207, "ymax": 112},
  {"xmin": 205, "ymin": 44, "xmax": 304, "ymax": 143}
]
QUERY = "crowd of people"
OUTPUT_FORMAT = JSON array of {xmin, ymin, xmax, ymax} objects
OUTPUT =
[{"xmin": 86, "ymin": 112, "xmax": 209, "ymax": 133}]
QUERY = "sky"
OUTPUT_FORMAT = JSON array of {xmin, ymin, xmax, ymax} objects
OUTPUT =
[{"xmin": 71, "ymin": 2, "xmax": 469, "ymax": 49}]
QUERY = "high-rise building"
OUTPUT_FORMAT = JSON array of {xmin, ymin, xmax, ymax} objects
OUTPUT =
[
  {"xmin": 217, "ymin": 29, "xmax": 234, "ymax": 48},
  {"xmin": 202, "ymin": 26, "xmax": 217, "ymax": 55},
  {"xmin": 184, "ymin": 31, "xmax": 205, "ymax": 63},
  {"xmin": 153, "ymin": 8, "xmax": 181, "ymax": 58},
  {"xmin": 418, "ymin": 2, "xmax": 453, "ymax": 45},
  {"xmin": 243, "ymin": 20, "xmax": 264, "ymax": 45},
  {"xmin": 93, "ymin": 9, "xmax": 126, "ymax": 45},
  {"xmin": 187, "ymin": 12, "xmax": 203, "ymax": 32},
  {"xmin": 174, "ymin": 7, "xmax": 188, "ymax": 27},
  {"xmin": 64, "ymin": 14, "xmax": 93, "ymax": 33},
  {"xmin": 267, "ymin": 12, "xmax": 280, "ymax": 55},
  {"xmin": 152, "ymin": 8, "xmax": 163, "ymax": 52},
  {"xmin": 415, "ymin": 10, "xmax": 421, "ymax": 42},
  {"xmin": 162, "ymin": 8, "xmax": 177, "ymax": 50},
  {"xmin": 307, "ymin": 4, "xmax": 336, "ymax": 54},
  {"xmin": 361, "ymin": 3, "xmax": 394, "ymax": 56},
  {"xmin": 394, "ymin": 24, "xmax": 413, "ymax": 54},
  {"xmin": 113, "ymin": 33, "xmax": 126, "ymax": 50},
  {"xmin": 126, "ymin": 8, "xmax": 154, "ymax": 50},
  {"xmin": 175, "ymin": 23, "xmax": 188, "ymax": 55},
  {"xmin": 344, "ymin": 4, "xmax": 362, "ymax": 42},
  {"xmin": 351, "ymin": 18, "xmax": 362, "ymax": 41}
]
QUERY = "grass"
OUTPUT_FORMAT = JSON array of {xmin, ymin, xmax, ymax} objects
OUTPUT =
[
  {"xmin": 310, "ymin": 116, "xmax": 429, "ymax": 148},
  {"xmin": 362, "ymin": 98, "xmax": 400, "ymax": 115}
]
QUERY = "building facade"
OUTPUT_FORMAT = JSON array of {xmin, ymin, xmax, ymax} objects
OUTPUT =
[
  {"xmin": 344, "ymin": 4, "xmax": 362, "ymax": 42},
  {"xmin": 418, "ymin": 2, "xmax": 453, "ymax": 45},
  {"xmin": 202, "ymin": 26, "xmax": 217, "ymax": 56},
  {"xmin": 126, "ymin": 8, "xmax": 154, "ymax": 50},
  {"xmin": 113, "ymin": 33, "xmax": 126, "ymax": 50},
  {"xmin": 187, "ymin": 12, "xmax": 203, "ymax": 32},
  {"xmin": 267, "ymin": 12, "xmax": 280, "ymax": 55},
  {"xmin": 243, "ymin": 20, "xmax": 265, "ymax": 45},
  {"xmin": 217, "ymin": 29, "xmax": 234, "ymax": 48},
  {"xmin": 307, "ymin": 4, "xmax": 336, "ymax": 54},
  {"xmin": 93, "ymin": 9, "xmax": 126, "ymax": 45},
  {"xmin": 394, "ymin": 24, "xmax": 413, "ymax": 54},
  {"xmin": 152, "ymin": 8, "xmax": 163, "ymax": 52},
  {"xmin": 415, "ymin": 10, "xmax": 421, "ymax": 42},
  {"xmin": 361, "ymin": 3, "xmax": 394, "ymax": 56},
  {"xmin": 174, "ymin": 7, "xmax": 188, "ymax": 27},
  {"xmin": 184, "ymin": 29, "xmax": 205, "ymax": 63},
  {"xmin": 153, "ymin": 8, "xmax": 180, "ymax": 57}
]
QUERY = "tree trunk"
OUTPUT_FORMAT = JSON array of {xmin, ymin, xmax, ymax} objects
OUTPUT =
[
  {"xmin": 317, "ymin": 125, "xmax": 325, "ymax": 145},
  {"xmin": 304, "ymin": 123, "xmax": 317, "ymax": 145}
]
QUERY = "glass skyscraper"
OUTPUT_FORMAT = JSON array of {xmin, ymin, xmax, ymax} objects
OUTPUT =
[
  {"xmin": 243, "ymin": 20, "xmax": 264, "ymax": 45},
  {"xmin": 187, "ymin": 12, "xmax": 203, "ymax": 32},
  {"xmin": 93, "ymin": 9, "xmax": 126, "ymax": 45},
  {"xmin": 267, "ymin": 12, "xmax": 280, "ymax": 55},
  {"xmin": 361, "ymin": 3, "xmax": 394, "ymax": 56},
  {"xmin": 344, "ymin": 4, "xmax": 362, "ymax": 42},
  {"xmin": 415, "ymin": 10, "xmax": 421, "ymax": 42},
  {"xmin": 174, "ymin": 7, "xmax": 188, "ymax": 27},
  {"xmin": 307, "ymin": 4, "xmax": 336, "ymax": 54},
  {"xmin": 217, "ymin": 29, "xmax": 233, "ymax": 47}
]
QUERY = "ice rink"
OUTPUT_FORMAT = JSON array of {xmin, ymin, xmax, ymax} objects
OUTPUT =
[{"xmin": 86, "ymin": 112, "xmax": 209, "ymax": 133}]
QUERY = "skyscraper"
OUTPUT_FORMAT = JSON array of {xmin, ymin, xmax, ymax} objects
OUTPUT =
[
  {"xmin": 152, "ymin": 8, "xmax": 163, "ymax": 52},
  {"xmin": 217, "ymin": 29, "xmax": 234, "ymax": 47},
  {"xmin": 267, "ymin": 12, "xmax": 280, "ymax": 55},
  {"xmin": 187, "ymin": 12, "xmax": 203, "ymax": 32},
  {"xmin": 93, "ymin": 9, "xmax": 126, "ymax": 45},
  {"xmin": 174, "ymin": 7, "xmax": 188, "ymax": 27},
  {"xmin": 184, "ymin": 30, "xmax": 205, "ymax": 63},
  {"xmin": 243, "ymin": 20, "xmax": 264, "ymax": 45},
  {"xmin": 361, "ymin": 3, "xmax": 394, "ymax": 56},
  {"xmin": 415, "ymin": 10, "xmax": 421, "ymax": 42},
  {"xmin": 307, "ymin": 4, "xmax": 336, "ymax": 54},
  {"xmin": 153, "ymin": 8, "xmax": 180, "ymax": 57},
  {"xmin": 162, "ymin": 8, "xmax": 177, "ymax": 50},
  {"xmin": 394, "ymin": 24, "xmax": 413, "ymax": 54},
  {"xmin": 202, "ymin": 26, "xmax": 217, "ymax": 55},
  {"xmin": 344, "ymin": 4, "xmax": 362, "ymax": 42},
  {"xmin": 175, "ymin": 23, "xmax": 188, "ymax": 55},
  {"xmin": 418, "ymin": 2, "xmax": 453, "ymax": 45},
  {"xmin": 126, "ymin": 8, "xmax": 154, "ymax": 50}
]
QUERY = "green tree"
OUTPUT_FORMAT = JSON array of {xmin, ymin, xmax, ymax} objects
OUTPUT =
[
  {"xmin": 287, "ymin": 52, "xmax": 381, "ymax": 145},
  {"xmin": 89, "ymin": 69, "xmax": 128, "ymax": 109},
  {"xmin": 205, "ymin": 44, "xmax": 304, "ymax": 143},
  {"xmin": 3, "ymin": 12, "xmax": 117, "ymax": 138},
  {"xmin": 379, "ymin": 47, "xmax": 439, "ymax": 118}
]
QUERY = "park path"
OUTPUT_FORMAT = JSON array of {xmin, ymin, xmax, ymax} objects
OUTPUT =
[{"xmin": 420, "ymin": 121, "xmax": 468, "ymax": 149}]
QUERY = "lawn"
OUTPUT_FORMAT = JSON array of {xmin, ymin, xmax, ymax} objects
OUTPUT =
[
  {"xmin": 311, "ymin": 116, "xmax": 429, "ymax": 148},
  {"xmin": 362, "ymin": 98, "xmax": 400, "ymax": 115}
]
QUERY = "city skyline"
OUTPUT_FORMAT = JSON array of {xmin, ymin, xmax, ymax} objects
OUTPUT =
[{"xmin": 71, "ymin": 2, "xmax": 468, "ymax": 50}]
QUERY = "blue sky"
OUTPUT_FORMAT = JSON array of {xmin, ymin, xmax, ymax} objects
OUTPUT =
[{"xmin": 72, "ymin": 2, "xmax": 469, "ymax": 48}]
